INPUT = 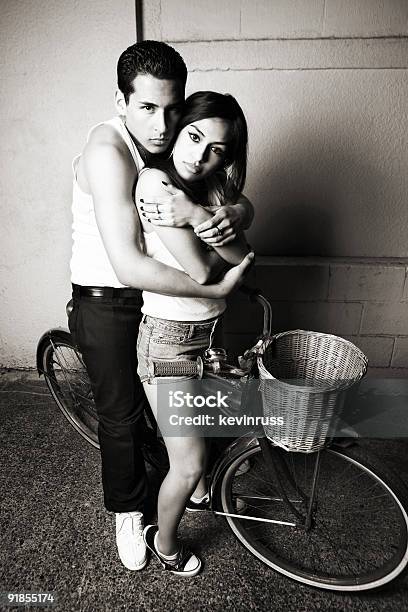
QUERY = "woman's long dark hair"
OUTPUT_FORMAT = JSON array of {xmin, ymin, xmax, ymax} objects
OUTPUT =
[{"xmin": 152, "ymin": 91, "xmax": 248, "ymax": 205}]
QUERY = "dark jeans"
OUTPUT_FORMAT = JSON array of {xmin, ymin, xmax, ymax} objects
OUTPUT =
[{"xmin": 68, "ymin": 286, "xmax": 149, "ymax": 513}]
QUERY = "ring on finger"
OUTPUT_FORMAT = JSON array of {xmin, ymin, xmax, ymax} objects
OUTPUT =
[
  {"xmin": 155, "ymin": 203, "xmax": 160, "ymax": 214},
  {"xmin": 215, "ymin": 226, "xmax": 223, "ymax": 237}
]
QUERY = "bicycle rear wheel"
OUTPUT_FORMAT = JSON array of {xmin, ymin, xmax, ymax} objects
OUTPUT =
[
  {"xmin": 40, "ymin": 330, "xmax": 99, "ymax": 447},
  {"xmin": 38, "ymin": 330, "xmax": 168, "ymax": 472},
  {"xmin": 220, "ymin": 441, "xmax": 408, "ymax": 591}
]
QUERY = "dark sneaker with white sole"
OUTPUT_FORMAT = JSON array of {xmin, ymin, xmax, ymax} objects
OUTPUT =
[
  {"xmin": 185, "ymin": 460, "xmax": 250, "ymax": 513},
  {"xmin": 143, "ymin": 525, "xmax": 202, "ymax": 577},
  {"xmin": 186, "ymin": 493, "xmax": 210, "ymax": 513},
  {"xmin": 186, "ymin": 492, "xmax": 247, "ymax": 514}
]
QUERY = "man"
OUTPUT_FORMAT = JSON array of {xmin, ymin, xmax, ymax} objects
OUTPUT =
[{"xmin": 69, "ymin": 40, "xmax": 254, "ymax": 571}]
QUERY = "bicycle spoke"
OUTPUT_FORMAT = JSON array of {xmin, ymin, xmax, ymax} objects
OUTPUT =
[
  {"xmin": 41, "ymin": 334, "xmax": 168, "ymax": 469},
  {"xmin": 41, "ymin": 338, "xmax": 99, "ymax": 447}
]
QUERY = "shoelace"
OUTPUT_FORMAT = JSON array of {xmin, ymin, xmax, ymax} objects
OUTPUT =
[
  {"xmin": 117, "ymin": 513, "xmax": 143, "ymax": 536},
  {"xmin": 159, "ymin": 544, "xmax": 191, "ymax": 571}
]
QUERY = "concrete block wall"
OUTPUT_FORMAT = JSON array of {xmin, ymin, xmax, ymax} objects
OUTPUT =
[
  {"xmin": 143, "ymin": 1, "xmax": 408, "ymax": 375},
  {"xmin": 1, "ymin": 1, "xmax": 407, "ymax": 369},
  {"xmin": 142, "ymin": 1, "xmax": 408, "ymax": 259},
  {"xmin": 146, "ymin": 0, "xmax": 408, "ymax": 40},
  {"xmin": 0, "ymin": 0, "xmax": 137, "ymax": 368},
  {"xmin": 223, "ymin": 258, "xmax": 408, "ymax": 373}
]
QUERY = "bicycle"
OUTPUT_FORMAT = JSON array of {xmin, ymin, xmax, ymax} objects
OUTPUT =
[{"xmin": 37, "ymin": 290, "xmax": 408, "ymax": 592}]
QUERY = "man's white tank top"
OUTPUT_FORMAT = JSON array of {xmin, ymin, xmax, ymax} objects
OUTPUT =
[
  {"xmin": 140, "ymin": 169, "xmax": 226, "ymax": 321},
  {"xmin": 70, "ymin": 117, "xmax": 144, "ymax": 287}
]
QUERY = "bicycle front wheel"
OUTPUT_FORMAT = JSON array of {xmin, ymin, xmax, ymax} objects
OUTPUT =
[{"xmin": 220, "ymin": 441, "xmax": 408, "ymax": 591}]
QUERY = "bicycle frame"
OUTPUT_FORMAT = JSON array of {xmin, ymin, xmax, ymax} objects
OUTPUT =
[
  {"xmin": 207, "ymin": 430, "xmax": 324, "ymax": 530},
  {"xmin": 172, "ymin": 287, "xmax": 323, "ymax": 530},
  {"xmin": 207, "ymin": 434, "xmax": 296, "ymax": 525}
]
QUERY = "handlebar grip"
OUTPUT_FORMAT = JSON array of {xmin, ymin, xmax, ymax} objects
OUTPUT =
[{"xmin": 152, "ymin": 359, "xmax": 202, "ymax": 378}]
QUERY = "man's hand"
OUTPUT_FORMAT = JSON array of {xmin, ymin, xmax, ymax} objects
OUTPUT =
[
  {"xmin": 139, "ymin": 181, "xmax": 197, "ymax": 227},
  {"xmin": 215, "ymin": 252, "xmax": 255, "ymax": 297},
  {"xmin": 194, "ymin": 204, "xmax": 244, "ymax": 246}
]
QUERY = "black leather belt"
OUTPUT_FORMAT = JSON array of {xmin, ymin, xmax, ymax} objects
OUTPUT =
[{"xmin": 72, "ymin": 284, "xmax": 142, "ymax": 299}]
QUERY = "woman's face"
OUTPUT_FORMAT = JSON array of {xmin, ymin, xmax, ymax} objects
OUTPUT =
[{"xmin": 172, "ymin": 117, "xmax": 231, "ymax": 182}]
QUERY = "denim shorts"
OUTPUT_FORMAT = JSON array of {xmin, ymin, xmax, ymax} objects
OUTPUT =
[{"xmin": 137, "ymin": 314, "xmax": 221, "ymax": 384}]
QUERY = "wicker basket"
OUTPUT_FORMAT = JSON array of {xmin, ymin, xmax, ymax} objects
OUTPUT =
[{"xmin": 257, "ymin": 330, "xmax": 368, "ymax": 453}]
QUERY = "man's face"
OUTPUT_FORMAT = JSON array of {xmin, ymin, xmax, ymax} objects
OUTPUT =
[{"xmin": 117, "ymin": 74, "xmax": 184, "ymax": 154}]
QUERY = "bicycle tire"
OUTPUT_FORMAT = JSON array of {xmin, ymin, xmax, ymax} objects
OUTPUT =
[
  {"xmin": 220, "ymin": 440, "xmax": 408, "ymax": 591},
  {"xmin": 38, "ymin": 330, "xmax": 169, "ymax": 472},
  {"xmin": 40, "ymin": 330, "xmax": 99, "ymax": 448}
]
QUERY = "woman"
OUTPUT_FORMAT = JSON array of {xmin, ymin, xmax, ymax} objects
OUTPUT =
[{"xmin": 135, "ymin": 91, "xmax": 250, "ymax": 576}]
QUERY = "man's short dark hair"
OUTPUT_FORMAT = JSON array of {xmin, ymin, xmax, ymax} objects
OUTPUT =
[{"xmin": 117, "ymin": 40, "xmax": 188, "ymax": 103}]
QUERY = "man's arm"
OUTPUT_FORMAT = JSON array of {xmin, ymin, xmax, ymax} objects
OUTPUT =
[
  {"xmin": 139, "ymin": 185, "xmax": 254, "ymax": 246},
  {"xmin": 195, "ymin": 194, "xmax": 254, "ymax": 246},
  {"xmin": 82, "ymin": 126, "xmax": 252, "ymax": 297},
  {"xmin": 136, "ymin": 169, "xmax": 248, "ymax": 283}
]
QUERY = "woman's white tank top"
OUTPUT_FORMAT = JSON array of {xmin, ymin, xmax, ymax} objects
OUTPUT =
[
  {"xmin": 142, "ymin": 232, "xmax": 226, "ymax": 321},
  {"xmin": 70, "ymin": 117, "xmax": 143, "ymax": 287},
  {"xmin": 140, "ymin": 172, "xmax": 226, "ymax": 321}
]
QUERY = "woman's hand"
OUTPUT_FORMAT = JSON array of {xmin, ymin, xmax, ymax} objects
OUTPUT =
[
  {"xmin": 194, "ymin": 203, "xmax": 247, "ymax": 246},
  {"xmin": 139, "ymin": 182, "xmax": 202, "ymax": 227}
]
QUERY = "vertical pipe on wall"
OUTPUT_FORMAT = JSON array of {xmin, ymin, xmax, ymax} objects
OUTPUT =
[{"xmin": 135, "ymin": 0, "xmax": 143, "ymax": 41}]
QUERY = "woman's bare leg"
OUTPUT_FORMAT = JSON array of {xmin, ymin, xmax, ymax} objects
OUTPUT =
[
  {"xmin": 191, "ymin": 458, "xmax": 208, "ymax": 499},
  {"xmin": 143, "ymin": 382, "xmax": 206, "ymax": 555},
  {"xmin": 157, "ymin": 435, "xmax": 205, "ymax": 554}
]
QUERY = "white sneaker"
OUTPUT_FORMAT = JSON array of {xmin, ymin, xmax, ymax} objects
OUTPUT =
[{"xmin": 116, "ymin": 511, "xmax": 147, "ymax": 571}]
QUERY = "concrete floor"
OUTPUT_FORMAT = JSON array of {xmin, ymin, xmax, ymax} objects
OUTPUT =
[{"xmin": 1, "ymin": 370, "xmax": 408, "ymax": 612}]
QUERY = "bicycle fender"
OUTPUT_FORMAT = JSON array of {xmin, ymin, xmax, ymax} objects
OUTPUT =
[{"xmin": 36, "ymin": 327, "xmax": 71, "ymax": 376}]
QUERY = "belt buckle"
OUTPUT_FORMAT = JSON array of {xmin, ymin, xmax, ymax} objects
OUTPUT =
[{"xmin": 91, "ymin": 287, "xmax": 106, "ymax": 298}]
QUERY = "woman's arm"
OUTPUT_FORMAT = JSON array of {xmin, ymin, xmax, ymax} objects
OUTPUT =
[
  {"xmin": 194, "ymin": 194, "xmax": 254, "ymax": 247},
  {"xmin": 136, "ymin": 169, "xmax": 247, "ymax": 283},
  {"xmin": 188, "ymin": 204, "xmax": 249, "ymax": 265},
  {"xmin": 138, "ymin": 184, "xmax": 254, "ymax": 243}
]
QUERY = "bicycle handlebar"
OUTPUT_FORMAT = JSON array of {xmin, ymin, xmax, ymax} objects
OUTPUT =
[
  {"xmin": 151, "ymin": 357, "xmax": 252, "ymax": 379},
  {"xmin": 239, "ymin": 286, "xmax": 272, "ymax": 336},
  {"xmin": 151, "ymin": 287, "xmax": 272, "ymax": 379}
]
